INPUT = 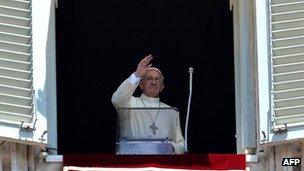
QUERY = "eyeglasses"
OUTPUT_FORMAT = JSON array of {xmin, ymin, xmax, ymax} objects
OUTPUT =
[{"xmin": 142, "ymin": 76, "xmax": 163, "ymax": 83}]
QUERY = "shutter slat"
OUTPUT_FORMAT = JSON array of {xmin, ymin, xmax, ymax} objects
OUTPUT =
[
  {"xmin": 0, "ymin": 40, "xmax": 30, "ymax": 53},
  {"xmin": 275, "ymin": 87, "xmax": 304, "ymax": 99},
  {"xmin": 0, "ymin": 49, "xmax": 30, "ymax": 62},
  {"xmin": 0, "ymin": 23, "xmax": 30, "ymax": 36},
  {"xmin": 274, "ymin": 61, "xmax": 304, "ymax": 73},
  {"xmin": 0, "ymin": 6, "xmax": 29, "ymax": 18},
  {"xmin": 0, "ymin": 84, "xmax": 31, "ymax": 97},
  {"xmin": 0, "ymin": 102, "xmax": 31, "ymax": 115},
  {"xmin": 275, "ymin": 97, "xmax": 304, "ymax": 108},
  {"xmin": 0, "ymin": 76, "xmax": 31, "ymax": 88},
  {"xmin": 274, "ymin": 71, "xmax": 304, "ymax": 84},
  {"xmin": 275, "ymin": 79, "xmax": 304, "ymax": 90},
  {"xmin": 0, "ymin": 0, "xmax": 29, "ymax": 10},
  {"xmin": 275, "ymin": 96, "xmax": 304, "ymax": 108},
  {"xmin": 273, "ymin": 36, "xmax": 304, "ymax": 47},
  {"xmin": 272, "ymin": 2, "xmax": 304, "ymax": 14},
  {"xmin": 275, "ymin": 114, "xmax": 304, "ymax": 125},
  {"xmin": 273, "ymin": 44, "xmax": 304, "ymax": 56},
  {"xmin": 272, "ymin": 18, "xmax": 304, "ymax": 30},
  {"xmin": 273, "ymin": 53, "xmax": 304, "ymax": 64},
  {"xmin": 0, "ymin": 31, "xmax": 29, "ymax": 44},
  {"xmin": 272, "ymin": 10, "xmax": 304, "ymax": 21},
  {"xmin": 0, "ymin": 57, "xmax": 31, "ymax": 70},
  {"xmin": 0, "ymin": 93, "xmax": 31, "ymax": 106},
  {"xmin": 0, "ymin": 14, "xmax": 29, "ymax": 27},
  {"xmin": 273, "ymin": 0, "xmax": 304, "ymax": 5},
  {"xmin": 0, "ymin": 110, "xmax": 31, "ymax": 123},
  {"xmin": 275, "ymin": 105, "xmax": 304, "ymax": 116},
  {"xmin": 273, "ymin": 27, "xmax": 304, "ymax": 39},
  {"xmin": 0, "ymin": 67, "xmax": 31, "ymax": 80}
]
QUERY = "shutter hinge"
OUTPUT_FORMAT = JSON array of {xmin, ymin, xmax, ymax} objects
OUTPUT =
[
  {"xmin": 39, "ymin": 131, "xmax": 48, "ymax": 143},
  {"xmin": 260, "ymin": 131, "xmax": 267, "ymax": 144},
  {"xmin": 20, "ymin": 119, "xmax": 37, "ymax": 132},
  {"xmin": 273, "ymin": 123, "xmax": 288, "ymax": 134}
]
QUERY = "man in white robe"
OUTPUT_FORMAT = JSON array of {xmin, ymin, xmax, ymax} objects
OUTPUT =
[{"xmin": 112, "ymin": 54, "xmax": 185, "ymax": 154}]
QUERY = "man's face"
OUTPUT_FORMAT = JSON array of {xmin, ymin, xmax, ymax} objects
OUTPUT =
[{"xmin": 139, "ymin": 69, "xmax": 164, "ymax": 98}]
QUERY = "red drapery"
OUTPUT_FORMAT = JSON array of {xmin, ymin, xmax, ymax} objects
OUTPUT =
[{"xmin": 64, "ymin": 154, "xmax": 246, "ymax": 170}]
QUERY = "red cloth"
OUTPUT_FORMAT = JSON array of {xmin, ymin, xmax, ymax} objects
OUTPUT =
[{"xmin": 64, "ymin": 153, "xmax": 246, "ymax": 170}]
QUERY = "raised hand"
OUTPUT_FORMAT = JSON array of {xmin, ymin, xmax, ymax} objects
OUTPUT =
[{"xmin": 135, "ymin": 54, "xmax": 153, "ymax": 78}]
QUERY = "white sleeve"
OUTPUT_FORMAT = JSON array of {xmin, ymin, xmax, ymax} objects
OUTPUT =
[
  {"xmin": 111, "ymin": 73, "xmax": 139, "ymax": 108},
  {"xmin": 129, "ymin": 73, "xmax": 141, "ymax": 85}
]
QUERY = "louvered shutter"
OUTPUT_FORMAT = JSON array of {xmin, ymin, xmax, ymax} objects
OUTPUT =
[
  {"xmin": 0, "ymin": 0, "xmax": 33, "ymax": 124},
  {"xmin": 270, "ymin": 0, "xmax": 304, "ymax": 129}
]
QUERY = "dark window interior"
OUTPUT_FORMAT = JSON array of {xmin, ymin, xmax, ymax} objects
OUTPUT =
[{"xmin": 56, "ymin": 0, "xmax": 235, "ymax": 154}]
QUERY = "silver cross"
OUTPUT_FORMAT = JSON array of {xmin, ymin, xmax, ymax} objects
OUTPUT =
[{"xmin": 150, "ymin": 123, "xmax": 158, "ymax": 135}]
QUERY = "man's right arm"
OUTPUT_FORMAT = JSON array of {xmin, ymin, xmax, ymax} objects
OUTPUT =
[
  {"xmin": 111, "ymin": 73, "xmax": 140, "ymax": 108},
  {"xmin": 112, "ymin": 54, "xmax": 153, "ymax": 108}
]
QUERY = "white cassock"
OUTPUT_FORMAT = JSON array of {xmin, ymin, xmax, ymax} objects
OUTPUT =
[{"xmin": 112, "ymin": 73, "xmax": 185, "ymax": 154}]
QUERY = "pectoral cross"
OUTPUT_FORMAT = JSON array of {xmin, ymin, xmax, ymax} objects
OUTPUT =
[{"xmin": 150, "ymin": 123, "xmax": 158, "ymax": 135}]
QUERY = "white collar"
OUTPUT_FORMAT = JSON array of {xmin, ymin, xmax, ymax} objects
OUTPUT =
[{"xmin": 140, "ymin": 93, "xmax": 159, "ymax": 103}]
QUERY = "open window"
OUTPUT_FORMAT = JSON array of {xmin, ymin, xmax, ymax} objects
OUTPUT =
[
  {"xmin": 0, "ymin": 0, "xmax": 57, "ymax": 151},
  {"xmin": 257, "ymin": 0, "xmax": 304, "ymax": 144}
]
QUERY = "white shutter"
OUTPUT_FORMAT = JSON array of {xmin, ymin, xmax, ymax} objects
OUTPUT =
[
  {"xmin": 270, "ymin": 0, "xmax": 304, "ymax": 129},
  {"xmin": 0, "ymin": 0, "xmax": 57, "ymax": 146},
  {"xmin": 0, "ymin": 0, "xmax": 34, "ymax": 124}
]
